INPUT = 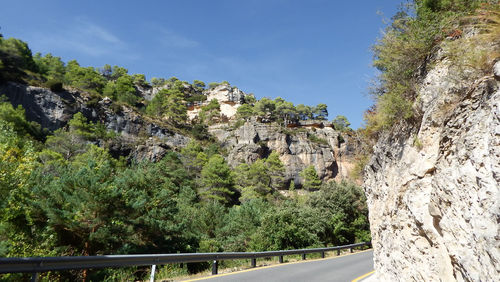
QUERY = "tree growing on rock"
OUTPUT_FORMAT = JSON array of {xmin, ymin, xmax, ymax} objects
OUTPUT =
[{"xmin": 300, "ymin": 165, "xmax": 322, "ymax": 191}]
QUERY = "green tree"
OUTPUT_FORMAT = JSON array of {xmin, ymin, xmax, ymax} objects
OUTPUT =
[
  {"xmin": 0, "ymin": 37, "xmax": 37, "ymax": 72},
  {"xmin": 103, "ymin": 74, "xmax": 138, "ymax": 105},
  {"xmin": 33, "ymin": 53, "xmax": 65, "ymax": 81},
  {"xmin": 132, "ymin": 73, "xmax": 148, "ymax": 87},
  {"xmin": 274, "ymin": 97, "xmax": 297, "ymax": 126},
  {"xmin": 250, "ymin": 201, "xmax": 319, "ymax": 251},
  {"xmin": 308, "ymin": 181, "xmax": 370, "ymax": 245},
  {"xmin": 254, "ymin": 98, "xmax": 276, "ymax": 120},
  {"xmin": 219, "ymin": 199, "xmax": 270, "ymax": 251},
  {"xmin": 64, "ymin": 60, "xmax": 106, "ymax": 93},
  {"xmin": 265, "ymin": 151, "xmax": 285, "ymax": 191},
  {"xmin": 151, "ymin": 77, "xmax": 166, "ymax": 87},
  {"xmin": 236, "ymin": 104, "xmax": 254, "ymax": 121},
  {"xmin": 146, "ymin": 81, "xmax": 187, "ymax": 124},
  {"xmin": 300, "ymin": 165, "xmax": 321, "ymax": 191},
  {"xmin": 313, "ymin": 104, "xmax": 328, "ymax": 120},
  {"xmin": 296, "ymin": 104, "xmax": 313, "ymax": 120},
  {"xmin": 234, "ymin": 160, "xmax": 272, "ymax": 202},
  {"xmin": 332, "ymin": 115, "xmax": 351, "ymax": 131},
  {"xmin": 0, "ymin": 99, "xmax": 43, "ymax": 140},
  {"xmin": 200, "ymin": 154, "xmax": 237, "ymax": 205},
  {"xmin": 193, "ymin": 80, "xmax": 206, "ymax": 90}
]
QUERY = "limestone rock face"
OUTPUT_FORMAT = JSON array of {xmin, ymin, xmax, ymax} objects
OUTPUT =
[
  {"xmin": 188, "ymin": 84, "xmax": 250, "ymax": 120},
  {"xmin": 364, "ymin": 61, "xmax": 500, "ymax": 281},
  {"xmin": 0, "ymin": 82, "xmax": 189, "ymax": 162},
  {"xmin": 209, "ymin": 120, "xmax": 357, "ymax": 187}
]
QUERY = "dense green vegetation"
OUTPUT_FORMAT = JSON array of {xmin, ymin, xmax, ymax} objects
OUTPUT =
[
  {"xmin": 364, "ymin": 0, "xmax": 498, "ymax": 137},
  {"xmin": 0, "ymin": 102, "xmax": 370, "ymax": 280},
  {"xmin": 351, "ymin": 0, "xmax": 499, "ymax": 181}
]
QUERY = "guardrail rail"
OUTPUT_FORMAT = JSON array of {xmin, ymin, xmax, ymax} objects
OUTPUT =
[{"xmin": 0, "ymin": 241, "xmax": 371, "ymax": 281}]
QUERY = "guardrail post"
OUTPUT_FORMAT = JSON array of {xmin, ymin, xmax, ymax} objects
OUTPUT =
[
  {"xmin": 321, "ymin": 251, "xmax": 325, "ymax": 258},
  {"xmin": 212, "ymin": 260, "xmax": 218, "ymax": 275},
  {"xmin": 350, "ymin": 247, "xmax": 353, "ymax": 253},
  {"xmin": 302, "ymin": 253, "xmax": 306, "ymax": 260},
  {"xmin": 31, "ymin": 272, "xmax": 39, "ymax": 282},
  {"xmin": 149, "ymin": 265, "xmax": 156, "ymax": 282},
  {"xmin": 337, "ymin": 249, "xmax": 340, "ymax": 256},
  {"xmin": 251, "ymin": 258, "xmax": 256, "ymax": 268},
  {"xmin": 279, "ymin": 256, "xmax": 283, "ymax": 263}
]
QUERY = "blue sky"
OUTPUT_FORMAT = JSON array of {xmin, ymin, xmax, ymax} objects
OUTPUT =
[{"xmin": 1, "ymin": 0, "xmax": 401, "ymax": 128}]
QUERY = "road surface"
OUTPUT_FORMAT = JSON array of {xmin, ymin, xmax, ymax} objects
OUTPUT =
[{"xmin": 186, "ymin": 250, "xmax": 374, "ymax": 282}]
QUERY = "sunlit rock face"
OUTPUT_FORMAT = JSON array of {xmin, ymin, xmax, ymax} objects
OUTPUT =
[
  {"xmin": 209, "ymin": 119, "xmax": 359, "ymax": 187},
  {"xmin": 0, "ymin": 82, "xmax": 190, "ymax": 162},
  {"xmin": 364, "ymin": 60, "xmax": 500, "ymax": 281},
  {"xmin": 187, "ymin": 84, "xmax": 249, "ymax": 120}
]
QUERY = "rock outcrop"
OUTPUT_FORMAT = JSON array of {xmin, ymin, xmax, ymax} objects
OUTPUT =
[
  {"xmin": 0, "ymin": 82, "xmax": 189, "ymax": 161},
  {"xmin": 209, "ymin": 119, "xmax": 358, "ymax": 187},
  {"xmin": 187, "ymin": 84, "xmax": 250, "ymax": 120},
  {"xmin": 364, "ymin": 59, "xmax": 500, "ymax": 281}
]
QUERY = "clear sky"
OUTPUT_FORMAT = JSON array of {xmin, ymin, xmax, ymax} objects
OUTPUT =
[{"xmin": 0, "ymin": 0, "xmax": 401, "ymax": 128}]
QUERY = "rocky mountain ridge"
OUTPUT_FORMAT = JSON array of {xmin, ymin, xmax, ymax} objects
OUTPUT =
[{"xmin": 0, "ymin": 81, "xmax": 357, "ymax": 187}]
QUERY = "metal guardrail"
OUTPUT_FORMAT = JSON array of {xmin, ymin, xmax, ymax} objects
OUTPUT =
[{"xmin": 0, "ymin": 241, "xmax": 371, "ymax": 280}]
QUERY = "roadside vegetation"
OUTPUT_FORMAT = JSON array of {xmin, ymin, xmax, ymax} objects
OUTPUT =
[
  {"xmin": 353, "ymin": 0, "xmax": 500, "ymax": 180},
  {"xmin": 0, "ymin": 33, "xmax": 367, "ymax": 281}
]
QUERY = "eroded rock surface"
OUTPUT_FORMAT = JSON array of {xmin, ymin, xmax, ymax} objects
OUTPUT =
[
  {"xmin": 0, "ymin": 82, "xmax": 189, "ymax": 161},
  {"xmin": 209, "ymin": 120, "xmax": 358, "ymax": 187},
  {"xmin": 364, "ymin": 60, "xmax": 500, "ymax": 281}
]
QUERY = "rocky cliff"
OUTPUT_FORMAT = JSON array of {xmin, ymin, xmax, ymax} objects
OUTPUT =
[
  {"xmin": 209, "ymin": 120, "xmax": 359, "ymax": 187},
  {"xmin": 0, "ymin": 81, "xmax": 359, "ymax": 186},
  {"xmin": 0, "ymin": 82, "xmax": 190, "ymax": 161},
  {"xmin": 364, "ymin": 54, "xmax": 500, "ymax": 281}
]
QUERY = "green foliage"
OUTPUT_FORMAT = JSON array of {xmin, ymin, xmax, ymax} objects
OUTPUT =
[
  {"xmin": 132, "ymin": 73, "xmax": 148, "ymax": 87},
  {"xmin": 208, "ymin": 82, "xmax": 220, "ymax": 89},
  {"xmin": 308, "ymin": 181, "xmax": 371, "ymax": 245},
  {"xmin": 313, "ymin": 104, "xmax": 328, "ymax": 120},
  {"xmin": 46, "ymin": 113, "xmax": 113, "ymax": 160},
  {"xmin": 0, "ymin": 37, "xmax": 38, "ymax": 77},
  {"xmin": 193, "ymin": 80, "xmax": 206, "ymax": 90},
  {"xmin": 200, "ymin": 154, "xmax": 238, "ymax": 205},
  {"xmin": 219, "ymin": 199, "xmax": 270, "ymax": 251},
  {"xmin": 366, "ymin": 0, "xmax": 487, "ymax": 134},
  {"xmin": 198, "ymin": 99, "xmax": 221, "ymax": 125},
  {"xmin": 332, "ymin": 115, "xmax": 351, "ymax": 131},
  {"xmin": 146, "ymin": 81, "xmax": 187, "ymax": 125},
  {"xmin": 103, "ymin": 75, "xmax": 138, "ymax": 105},
  {"xmin": 0, "ymin": 98, "xmax": 44, "ymax": 140},
  {"xmin": 296, "ymin": 104, "xmax": 313, "ymax": 120},
  {"xmin": 34, "ymin": 53, "xmax": 65, "ymax": 81},
  {"xmin": 250, "ymin": 201, "xmax": 320, "ymax": 251},
  {"xmin": 254, "ymin": 97, "xmax": 276, "ymax": 119},
  {"xmin": 64, "ymin": 60, "xmax": 106, "ymax": 93},
  {"xmin": 300, "ymin": 165, "xmax": 322, "ymax": 191},
  {"xmin": 151, "ymin": 77, "xmax": 166, "ymax": 87},
  {"xmin": 307, "ymin": 134, "xmax": 329, "ymax": 146},
  {"xmin": 236, "ymin": 104, "xmax": 254, "ymax": 121}
]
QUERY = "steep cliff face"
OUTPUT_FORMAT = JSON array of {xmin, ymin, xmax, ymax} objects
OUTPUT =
[
  {"xmin": 209, "ymin": 120, "xmax": 358, "ymax": 187},
  {"xmin": 364, "ymin": 59, "xmax": 500, "ymax": 281},
  {"xmin": 0, "ymin": 82, "xmax": 190, "ymax": 161}
]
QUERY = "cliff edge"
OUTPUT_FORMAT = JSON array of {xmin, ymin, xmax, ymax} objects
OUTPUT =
[{"xmin": 364, "ymin": 54, "xmax": 499, "ymax": 280}]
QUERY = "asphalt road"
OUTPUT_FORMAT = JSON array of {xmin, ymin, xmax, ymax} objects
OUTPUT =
[{"xmin": 187, "ymin": 250, "xmax": 373, "ymax": 282}]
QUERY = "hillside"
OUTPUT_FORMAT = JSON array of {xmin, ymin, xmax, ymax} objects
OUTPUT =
[{"xmin": 0, "ymin": 33, "xmax": 368, "ymax": 280}]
